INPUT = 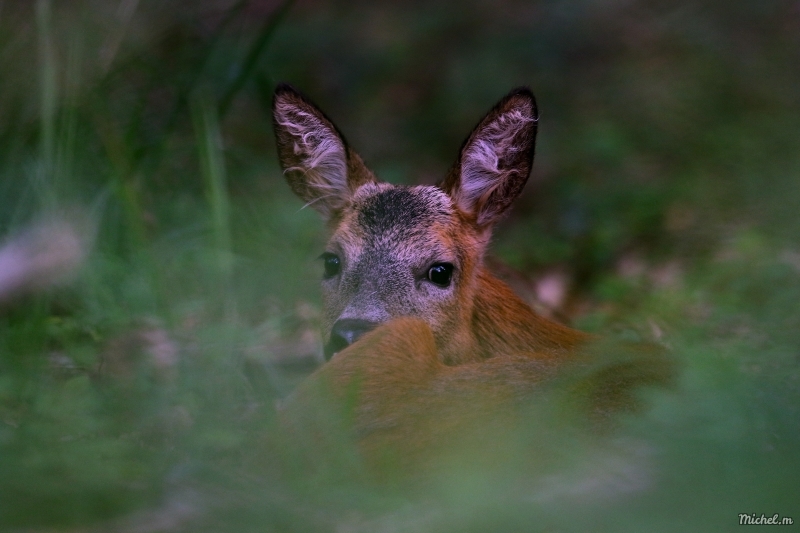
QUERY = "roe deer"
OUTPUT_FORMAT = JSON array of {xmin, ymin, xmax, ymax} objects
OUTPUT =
[
  {"xmin": 272, "ymin": 84, "xmax": 587, "ymax": 364},
  {"xmin": 271, "ymin": 84, "xmax": 674, "ymax": 480}
]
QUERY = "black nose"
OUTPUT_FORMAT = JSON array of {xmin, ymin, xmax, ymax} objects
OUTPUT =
[{"xmin": 324, "ymin": 319, "xmax": 379, "ymax": 360}]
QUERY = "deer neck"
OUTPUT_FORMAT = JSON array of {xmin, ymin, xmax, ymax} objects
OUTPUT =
[{"xmin": 470, "ymin": 267, "xmax": 589, "ymax": 360}]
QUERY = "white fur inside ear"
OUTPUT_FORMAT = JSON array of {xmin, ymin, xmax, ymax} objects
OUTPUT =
[
  {"xmin": 275, "ymin": 102, "xmax": 348, "ymax": 202},
  {"xmin": 459, "ymin": 108, "xmax": 535, "ymax": 211}
]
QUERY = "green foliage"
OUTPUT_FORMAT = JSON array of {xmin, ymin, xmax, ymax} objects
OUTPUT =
[{"xmin": 0, "ymin": 0, "xmax": 798, "ymax": 530}]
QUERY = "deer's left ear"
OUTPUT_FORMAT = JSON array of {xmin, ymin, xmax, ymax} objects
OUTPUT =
[{"xmin": 441, "ymin": 88, "xmax": 538, "ymax": 228}]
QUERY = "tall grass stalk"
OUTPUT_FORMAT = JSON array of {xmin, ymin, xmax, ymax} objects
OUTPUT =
[
  {"xmin": 192, "ymin": 91, "xmax": 236, "ymax": 320},
  {"xmin": 36, "ymin": 0, "xmax": 57, "ymax": 209},
  {"xmin": 54, "ymin": 30, "xmax": 82, "ymax": 202},
  {"xmin": 217, "ymin": 0, "xmax": 295, "ymax": 116}
]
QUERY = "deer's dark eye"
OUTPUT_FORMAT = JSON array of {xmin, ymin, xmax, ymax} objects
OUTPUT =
[
  {"xmin": 427, "ymin": 263, "xmax": 453, "ymax": 287},
  {"xmin": 320, "ymin": 252, "xmax": 341, "ymax": 279}
]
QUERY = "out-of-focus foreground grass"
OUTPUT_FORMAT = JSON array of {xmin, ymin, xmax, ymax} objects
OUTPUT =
[{"xmin": 0, "ymin": 1, "xmax": 798, "ymax": 531}]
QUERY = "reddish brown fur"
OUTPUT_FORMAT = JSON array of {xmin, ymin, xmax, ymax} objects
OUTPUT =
[
  {"xmin": 282, "ymin": 318, "xmax": 563, "ymax": 478},
  {"xmin": 471, "ymin": 269, "xmax": 590, "ymax": 359},
  {"xmin": 281, "ymin": 317, "xmax": 673, "ymax": 482}
]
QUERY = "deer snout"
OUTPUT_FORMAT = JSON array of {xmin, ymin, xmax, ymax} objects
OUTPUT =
[{"xmin": 324, "ymin": 318, "xmax": 379, "ymax": 360}]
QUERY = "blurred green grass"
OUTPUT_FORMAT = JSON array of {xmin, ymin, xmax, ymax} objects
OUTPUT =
[{"xmin": 0, "ymin": 0, "xmax": 798, "ymax": 531}]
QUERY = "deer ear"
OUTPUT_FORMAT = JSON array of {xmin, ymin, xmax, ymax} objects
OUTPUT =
[
  {"xmin": 272, "ymin": 83, "xmax": 374, "ymax": 219},
  {"xmin": 441, "ymin": 88, "xmax": 538, "ymax": 228}
]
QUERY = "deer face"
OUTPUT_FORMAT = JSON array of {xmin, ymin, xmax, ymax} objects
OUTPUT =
[
  {"xmin": 272, "ymin": 84, "xmax": 537, "ymax": 361},
  {"xmin": 318, "ymin": 182, "xmax": 485, "ymax": 360}
]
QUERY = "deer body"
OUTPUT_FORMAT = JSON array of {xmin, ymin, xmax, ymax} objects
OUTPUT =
[{"xmin": 271, "ymin": 84, "xmax": 673, "ymax": 481}]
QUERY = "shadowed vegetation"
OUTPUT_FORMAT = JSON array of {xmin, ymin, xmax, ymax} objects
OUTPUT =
[{"xmin": 0, "ymin": 0, "xmax": 798, "ymax": 531}]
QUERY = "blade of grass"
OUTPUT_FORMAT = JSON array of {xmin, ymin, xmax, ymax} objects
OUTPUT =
[
  {"xmin": 217, "ymin": 0, "xmax": 295, "ymax": 117},
  {"xmin": 191, "ymin": 90, "xmax": 236, "ymax": 321},
  {"xmin": 99, "ymin": 0, "xmax": 141, "ymax": 73},
  {"xmin": 91, "ymin": 105, "xmax": 146, "ymax": 253},
  {"xmin": 36, "ymin": 0, "xmax": 57, "ymax": 209},
  {"xmin": 118, "ymin": 0, "xmax": 251, "ymax": 179},
  {"xmin": 54, "ymin": 29, "xmax": 82, "ymax": 202},
  {"xmin": 109, "ymin": 0, "xmax": 290, "ymax": 183}
]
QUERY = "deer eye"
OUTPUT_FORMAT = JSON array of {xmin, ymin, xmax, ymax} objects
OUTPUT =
[
  {"xmin": 427, "ymin": 263, "xmax": 453, "ymax": 287},
  {"xmin": 319, "ymin": 252, "xmax": 341, "ymax": 279}
]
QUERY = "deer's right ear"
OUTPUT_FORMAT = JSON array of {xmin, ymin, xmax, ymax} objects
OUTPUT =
[{"xmin": 272, "ymin": 84, "xmax": 372, "ymax": 219}]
